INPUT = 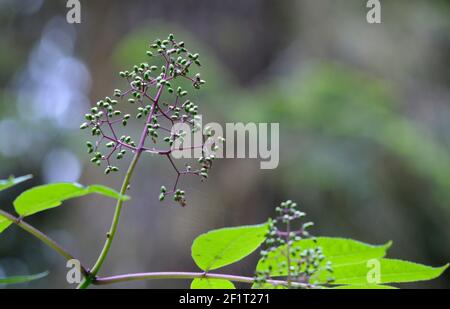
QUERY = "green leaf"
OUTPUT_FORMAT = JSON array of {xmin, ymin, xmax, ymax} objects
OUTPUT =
[
  {"xmin": 86, "ymin": 185, "xmax": 129, "ymax": 200},
  {"xmin": 331, "ymin": 284, "xmax": 397, "ymax": 289},
  {"xmin": 0, "ymin": 175, "xmax": 33, "ymax": 192},
  {"xmin": 13, "ymin": 183, "xmax": 129, "ymax": 217},
  {"xmin": 313, "ymin": 259, "xmax": 449, "ymax": 285},
  {"xmin": 0, "ymin": 271, "xmax": 48, "ymax": 285},
  {"xmin": 191, "ymin": 278, "xmax": 235, "ymax": 289},
  {"xmin": 192, "ymin": 223, "xmax": 269, "ymax": 271},
  {"xmin": 0, "ymin": 214, "xmax": 12, "ymax": 234},
  {"xmin": 257, "ymin": 237, "xmax": 391, "ymax": 275}
]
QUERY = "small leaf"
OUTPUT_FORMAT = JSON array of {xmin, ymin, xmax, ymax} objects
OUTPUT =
[
  {"xmin": 86, "ymin": 185, "xmax": 130, "ymax": 201},
  {"xmin": 257, "ymin": 237, "xmax": 391, "ymax": 275},
  {"xmin": 13, "ymin": 183, "xmax": 129, "ymax": 217},
  {"xmin": 191, "ymin": 278, "xmax": 235, "ymax": 289},
  {"xmin": 192, "ymin": 223, "xmax": 269, "ymax": 271},
  {"xmin": 0, "ymin": 214, "xmax": 12, "ymax": 234},
  {"xmin": 313, "ymin": 259, "xmax": 449, "ymax": 285},
  {"xmin": 0, "ymin": 271, "xmax": 48, "ymax": 285},
  {"xmin": 0, "ymin": 175, "xmax": 33, "ymax": 192}
]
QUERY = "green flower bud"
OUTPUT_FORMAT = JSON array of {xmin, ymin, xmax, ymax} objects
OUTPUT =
[{"xmin": 303, "ymin": 222, "xmax": 314, "ymax": 229}]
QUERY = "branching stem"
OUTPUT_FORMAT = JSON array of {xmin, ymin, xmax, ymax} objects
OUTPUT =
[
  {"xmin": 77, "ymin": 62, "xmax": 167, "ymax": 289},
  {"xmin": 77, "ymin": 146, "xmax": 142, "ymax": 289},
  {"xmin": 93, "ymin": 271, "xmax": 312, "ymax": 288}
]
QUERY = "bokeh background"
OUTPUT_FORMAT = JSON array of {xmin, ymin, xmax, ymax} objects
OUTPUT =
[{"xmin": 0, "ymin": 0, "xmax": 449, "ymax": 288}]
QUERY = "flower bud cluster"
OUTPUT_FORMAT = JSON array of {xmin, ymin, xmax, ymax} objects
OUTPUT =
[
  {"xmin": 254, "ymin": 200, "xmax": 334, "ymax": 288},
  {"xmin": 80, "ymin": 34, "xmax": 220, "ymax": 207}
]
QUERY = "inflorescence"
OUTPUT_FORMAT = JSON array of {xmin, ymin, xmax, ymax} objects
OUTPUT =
[
  {"xmin": 254, "ymin": 200, "xmax": 333, "ymax": 288},
  {"xmin": 80, "ymin": 34, "xmax": 222, "ymax": 207}
]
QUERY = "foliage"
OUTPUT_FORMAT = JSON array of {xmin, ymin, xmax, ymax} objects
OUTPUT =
[
  {"xmin": 188, "ymin": 201, "xmax": 447, "ymax": 289},
  {"xmin": 0, "ymin": 175, "xmax": 33, "ymax": 192},
  {"xmin": 0, "ymin": 35, "xmax": 447, "ymax": 289},
  {"xmin": 191, "ymin": 223, "xmax": 268, "ymax": 271},
  {"xmin": 0, "ymin": 174, "xmax": 447, "ymax": 288},
  {"xmin": 0, "ymin": 177, "xmax": 126, "ymax": 234},
  {"xmin": 0, "ymin": 271, "xmax": 48, "ymax": 286},
  {"xmin": 14, "ymin": 183, "xmax": 129, "ymax": 217}
]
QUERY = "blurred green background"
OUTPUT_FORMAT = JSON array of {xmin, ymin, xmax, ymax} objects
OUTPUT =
[{"xmin": 0, "ymin": 0, "xmax": 449, "ymax": 288}]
